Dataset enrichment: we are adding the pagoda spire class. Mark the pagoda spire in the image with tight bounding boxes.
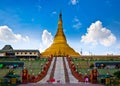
[59,11,62,20]
[41,12,80,57]
[58,11,63,28]
[53,12,67,44]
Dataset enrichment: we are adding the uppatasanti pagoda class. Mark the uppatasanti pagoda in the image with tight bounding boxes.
[41,12,80,57]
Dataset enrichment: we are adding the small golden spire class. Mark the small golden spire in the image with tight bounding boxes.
[58,11,62,26]
[59,11,62,20]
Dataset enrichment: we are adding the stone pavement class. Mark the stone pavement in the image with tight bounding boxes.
[19,83,103,86]
[54,57,65,83]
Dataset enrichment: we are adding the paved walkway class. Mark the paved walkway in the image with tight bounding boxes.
[19,83,103,86]
[64,57,78,83]
[54,57,65,83]
[37,57,55,83]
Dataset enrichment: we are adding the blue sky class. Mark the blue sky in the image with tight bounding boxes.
[0,0,120,55]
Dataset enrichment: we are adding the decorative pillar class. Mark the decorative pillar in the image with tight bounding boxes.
[22,67,28,84]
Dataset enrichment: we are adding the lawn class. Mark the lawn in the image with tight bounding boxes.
[71,57,120,75]
[0,58,48,78]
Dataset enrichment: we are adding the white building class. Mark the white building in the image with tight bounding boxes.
[0,45,40,59]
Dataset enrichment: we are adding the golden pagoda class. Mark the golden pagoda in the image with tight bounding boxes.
[41,12,80,57]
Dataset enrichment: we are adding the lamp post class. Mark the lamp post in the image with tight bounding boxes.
[87,69,90,75]
[41,63,43,72]
[30,70,32,76]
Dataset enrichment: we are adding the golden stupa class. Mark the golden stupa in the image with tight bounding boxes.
[41,12,80,57]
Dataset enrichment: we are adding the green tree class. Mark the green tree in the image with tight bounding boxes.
[89,63,94,68]
[114,70,120,79]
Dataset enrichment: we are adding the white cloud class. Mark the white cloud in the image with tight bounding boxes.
[42,29,53,46]
[74,17,79,22]
[0,25,29,42]
[39,29,53,52]
[73,22,81,29]
[81,20,116,47]
[70,0,79,5]
[37,0,42,10]
[73,17,81,29]
[52,11,57,15]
